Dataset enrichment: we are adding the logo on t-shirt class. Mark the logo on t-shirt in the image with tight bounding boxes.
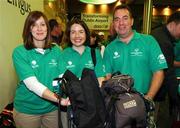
[85,60,94,68]
[49,59,57,67]
[157,54,166,64]
[31,60,39,68]
[113,51,120,59]
[130,48,143,56]
[66,61,75,68]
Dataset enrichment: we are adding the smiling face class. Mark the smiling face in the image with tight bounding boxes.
[113,9,134,38]
[70,23,86,47]
[31,16,47,44]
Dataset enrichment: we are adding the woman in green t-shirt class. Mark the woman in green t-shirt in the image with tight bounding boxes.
[12,11,68,128]
[62,18,106,86]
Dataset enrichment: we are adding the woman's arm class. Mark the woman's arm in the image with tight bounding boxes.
[24,76,70,105]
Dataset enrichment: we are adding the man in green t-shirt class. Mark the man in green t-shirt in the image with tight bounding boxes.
[103,5,167,127]
[103,4,167,100]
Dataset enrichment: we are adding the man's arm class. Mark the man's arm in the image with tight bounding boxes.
[98,77,105,87]
[174,60,180,67]
[105,74,112,80]
[145,70,164,100]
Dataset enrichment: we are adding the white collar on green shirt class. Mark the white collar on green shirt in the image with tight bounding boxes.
[35,48,45,54]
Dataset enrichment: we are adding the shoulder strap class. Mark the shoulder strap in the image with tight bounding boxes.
[91,48,96,66]
[105,95,117,128]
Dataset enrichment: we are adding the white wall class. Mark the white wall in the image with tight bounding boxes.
[0,0,43,112]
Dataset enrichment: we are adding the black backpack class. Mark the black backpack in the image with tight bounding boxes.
[60,68,106,128]
[101,74,147,128]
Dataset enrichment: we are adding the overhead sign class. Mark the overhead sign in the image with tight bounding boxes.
[81,13,112,30]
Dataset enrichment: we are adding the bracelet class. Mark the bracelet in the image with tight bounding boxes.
[146,96,153,101]
[54,93,60,103]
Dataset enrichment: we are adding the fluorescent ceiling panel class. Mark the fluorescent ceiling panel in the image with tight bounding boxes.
[79,0,117,5]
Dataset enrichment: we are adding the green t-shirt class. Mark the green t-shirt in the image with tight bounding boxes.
[12,44,64,114]
[62,46,105,78]
[174,41,180,77]
[103,31,167,94]
[174,40,180,94]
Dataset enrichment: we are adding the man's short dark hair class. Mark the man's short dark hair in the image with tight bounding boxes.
[113,4,133,19]
[49,19,58,31]
[167,11,180,24]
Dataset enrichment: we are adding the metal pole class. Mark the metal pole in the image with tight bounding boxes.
[142,0,153,34]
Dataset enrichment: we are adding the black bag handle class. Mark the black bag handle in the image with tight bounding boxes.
[91,48,96,66]
[52,77,64,128]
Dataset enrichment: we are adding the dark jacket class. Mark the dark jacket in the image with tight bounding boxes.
[151,25,179,104]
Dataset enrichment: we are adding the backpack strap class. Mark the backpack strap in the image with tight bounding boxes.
[53,77,64,128]
[91,48,96,66]
[105,94,118,128]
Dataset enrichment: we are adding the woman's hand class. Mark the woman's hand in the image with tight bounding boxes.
[60,97,71,106]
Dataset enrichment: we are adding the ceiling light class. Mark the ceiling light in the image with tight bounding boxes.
[79,0,117,5]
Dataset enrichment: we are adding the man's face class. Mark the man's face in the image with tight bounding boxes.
[172,22,180,40]
[113,9,134,38]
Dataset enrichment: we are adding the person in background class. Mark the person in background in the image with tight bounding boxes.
[103,4,167,126]
[101,23,117,47]
[90,31,100,48]
[90,31,105,57]
[98,31,105,42]
[173,40,180,128]
[108,22,117,43]
[174,40,180,94]
[12,11,68,128]
[98,31,106,45]
[151,11,180,128]
[49,19,67,128]
[49,19,64,46]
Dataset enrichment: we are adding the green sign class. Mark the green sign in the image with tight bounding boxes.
[81,13,112,30]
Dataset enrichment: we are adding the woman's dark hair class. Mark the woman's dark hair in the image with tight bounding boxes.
[22,11,51,50]
[64,18,90,47]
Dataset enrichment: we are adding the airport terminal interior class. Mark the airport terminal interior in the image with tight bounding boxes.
[0,0,180,128]
[44,0,180,35]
